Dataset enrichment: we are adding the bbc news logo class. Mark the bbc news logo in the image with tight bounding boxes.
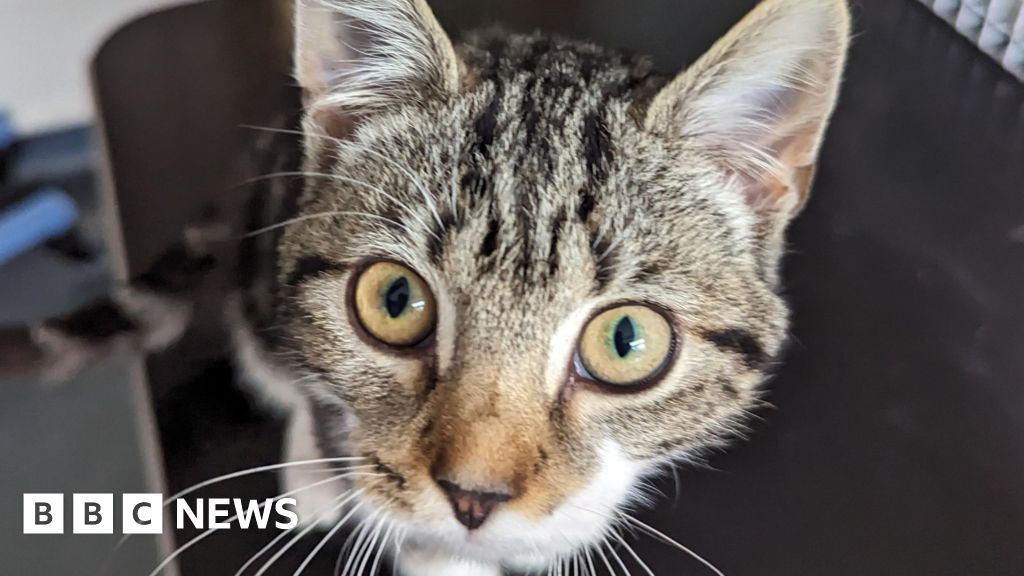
[23,494,299,534]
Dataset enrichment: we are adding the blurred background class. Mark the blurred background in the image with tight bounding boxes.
[1,0,1022,575]
[0,1,189,574]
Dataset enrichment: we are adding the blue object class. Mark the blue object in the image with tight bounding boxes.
[0,188,79,266]
[0,112,13,150]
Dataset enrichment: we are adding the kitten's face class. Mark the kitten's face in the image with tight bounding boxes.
[282,0,848,567]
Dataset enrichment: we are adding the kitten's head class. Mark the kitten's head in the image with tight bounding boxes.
[281,0,849,566]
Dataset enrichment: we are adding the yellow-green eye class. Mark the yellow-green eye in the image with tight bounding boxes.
[577,305,674,387]
[353,262,436,346]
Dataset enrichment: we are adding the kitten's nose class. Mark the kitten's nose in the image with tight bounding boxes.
[436,479,512,530]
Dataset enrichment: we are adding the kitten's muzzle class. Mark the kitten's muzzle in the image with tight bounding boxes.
[436,478,513,530]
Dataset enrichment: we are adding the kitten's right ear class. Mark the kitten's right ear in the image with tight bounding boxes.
[295,0,460,138]
[646,0,850,220]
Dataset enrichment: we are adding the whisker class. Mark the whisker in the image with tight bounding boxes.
[617,513,726,576]
[242,210,408,239]
[356,146,444,231]
[368,520,396,576]
[237,170,336,187]
[334,517,367,576]
[240,125,308,141]
[252,489,364,576]
[146,471,376,576]
[597,236,621,263]
[448,156,460,228]
[104,459,372,569]
[391,526,408,572]
[584,546,598,576]
[241,124,448,240]
[608,531,655,576]
[340,508,381,576]
[240,170,438,243]
[592,538,620,576]
[231,487,362,576]
[602,535,633,576]
[291,498,367,576]
[346,522,374,576]
[355,509,390,576]
[231,520,294,576]
[164,459,370,507]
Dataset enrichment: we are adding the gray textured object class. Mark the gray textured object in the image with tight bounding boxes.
[918,0,1024,80]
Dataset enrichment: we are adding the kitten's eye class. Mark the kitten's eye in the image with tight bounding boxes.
[353,262,436,347]
[577,305,674,387]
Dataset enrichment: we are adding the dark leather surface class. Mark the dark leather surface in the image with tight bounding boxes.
[93,0,1024,574]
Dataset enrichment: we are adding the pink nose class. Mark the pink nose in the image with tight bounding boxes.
[436,479,512,530]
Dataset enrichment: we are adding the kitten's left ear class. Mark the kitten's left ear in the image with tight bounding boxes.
[295,0,460,137]
[646,0,851,219]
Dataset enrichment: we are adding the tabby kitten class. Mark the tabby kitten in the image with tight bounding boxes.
[7,0,850,573]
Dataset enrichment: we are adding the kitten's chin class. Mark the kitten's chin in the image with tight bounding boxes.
[394,441,645,568]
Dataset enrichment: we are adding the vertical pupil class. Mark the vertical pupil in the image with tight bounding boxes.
[613,317,636,358]
[385,277,410,318]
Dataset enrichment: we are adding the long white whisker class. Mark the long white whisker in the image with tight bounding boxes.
[617,513,726,576]
[368,520,395,576]
[356,511,389,576]
[356,507,391,576]
[593,538,620,576]
[253,489,364,576]
[356,146,444,231]
[603,535,633,576]
[609,531,655,576]
[240,125,447,238]
[232,521,294,576]
[338,523,368,576]
[232,484,363,576]
[334,517,367,576]
[241,170,438,242]
[392,526,407,572]
[107,459,371,565]
[584,546,598,576]
[164,459,370,507]
[448,157,460,228]
[340,508,381,576]
[147,471,374,576]
[240,125,307,139]
[242,211,407,239]
[292,499,367,576]
[238,170,337,187]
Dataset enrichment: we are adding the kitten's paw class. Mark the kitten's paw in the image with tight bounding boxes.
[394,545,501,576]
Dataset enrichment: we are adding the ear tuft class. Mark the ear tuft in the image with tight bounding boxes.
[295,0,460,137]
[646,0,851,218]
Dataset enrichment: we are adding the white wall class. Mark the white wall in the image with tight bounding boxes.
[0,0,189,135]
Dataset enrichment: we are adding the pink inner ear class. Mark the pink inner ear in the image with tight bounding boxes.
[741,162,816,218]
[318,108,358,141]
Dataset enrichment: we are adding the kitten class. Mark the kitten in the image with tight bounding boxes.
[2,0,850,574]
